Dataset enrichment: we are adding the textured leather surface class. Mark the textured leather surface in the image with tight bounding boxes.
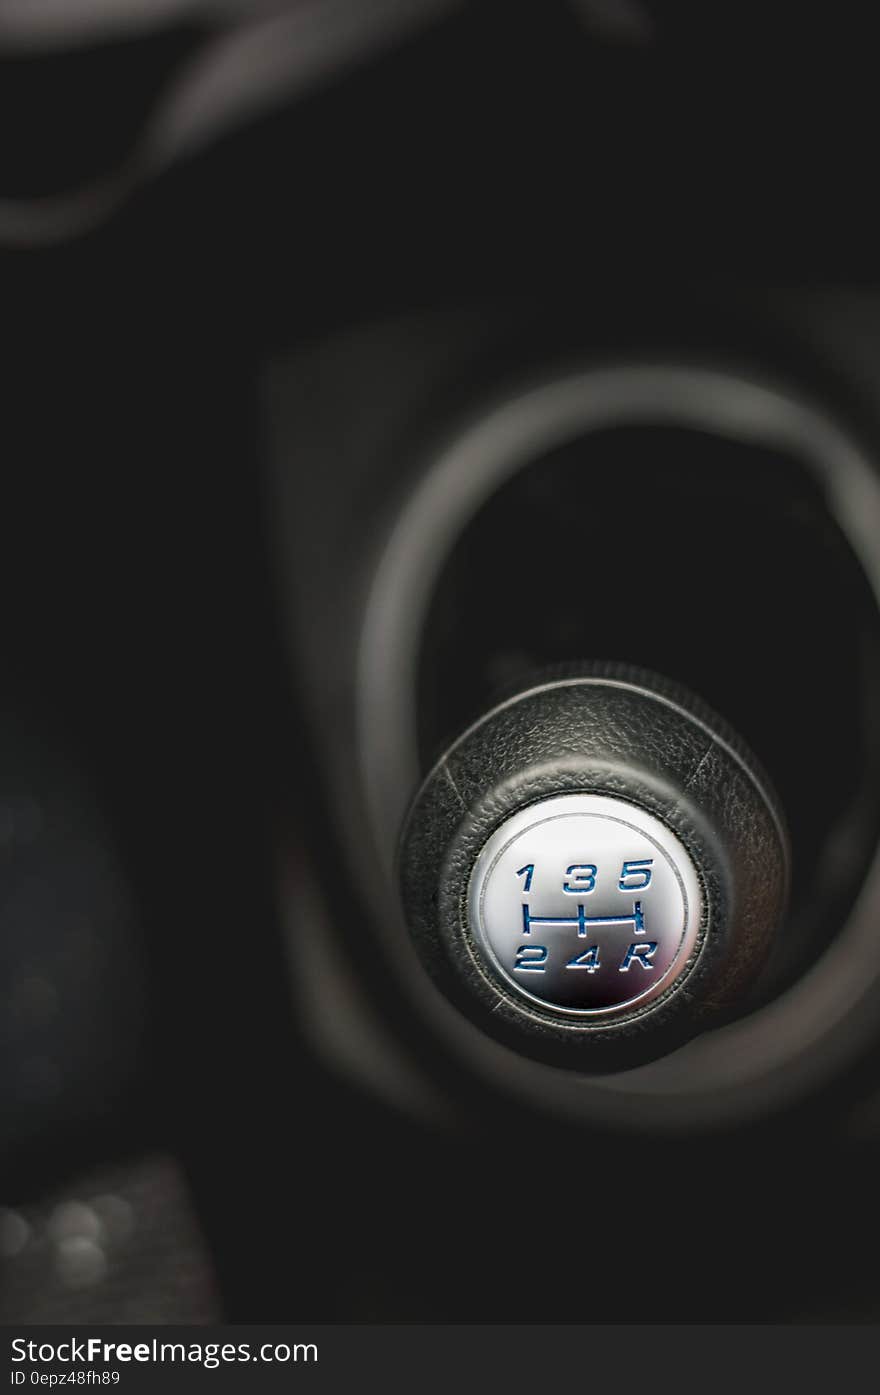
[399,671,790,1069]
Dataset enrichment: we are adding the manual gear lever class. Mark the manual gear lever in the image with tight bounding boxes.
[398,667,789,1067]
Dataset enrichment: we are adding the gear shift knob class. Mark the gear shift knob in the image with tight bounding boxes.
[398,668,789,1066]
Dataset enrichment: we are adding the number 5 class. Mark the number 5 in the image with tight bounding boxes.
[619,859,653,890]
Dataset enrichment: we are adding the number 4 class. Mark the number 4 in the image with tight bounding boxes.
[566,944,601,973]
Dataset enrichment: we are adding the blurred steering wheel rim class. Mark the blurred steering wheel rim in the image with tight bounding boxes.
[0,0,465,247]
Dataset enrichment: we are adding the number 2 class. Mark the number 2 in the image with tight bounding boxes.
[515,944,548,973]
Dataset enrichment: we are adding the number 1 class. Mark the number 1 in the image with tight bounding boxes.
[516,864,535,892]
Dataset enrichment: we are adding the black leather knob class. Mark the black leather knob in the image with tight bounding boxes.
[398,667,790,1067]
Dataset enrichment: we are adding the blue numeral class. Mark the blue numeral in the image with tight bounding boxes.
[516,863,535,892]
[563,863,597,894]
[619,859,653,891]
[566,944,601,973]
[515,944,548,973]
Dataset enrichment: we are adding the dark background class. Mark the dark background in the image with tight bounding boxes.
[2,0,880,1323]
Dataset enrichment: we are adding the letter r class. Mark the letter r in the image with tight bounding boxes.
[620,941,659,971]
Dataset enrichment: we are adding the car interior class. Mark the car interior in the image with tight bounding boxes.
[2,0,880,1325]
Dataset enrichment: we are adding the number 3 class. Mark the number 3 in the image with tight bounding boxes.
[563,864,597,894]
